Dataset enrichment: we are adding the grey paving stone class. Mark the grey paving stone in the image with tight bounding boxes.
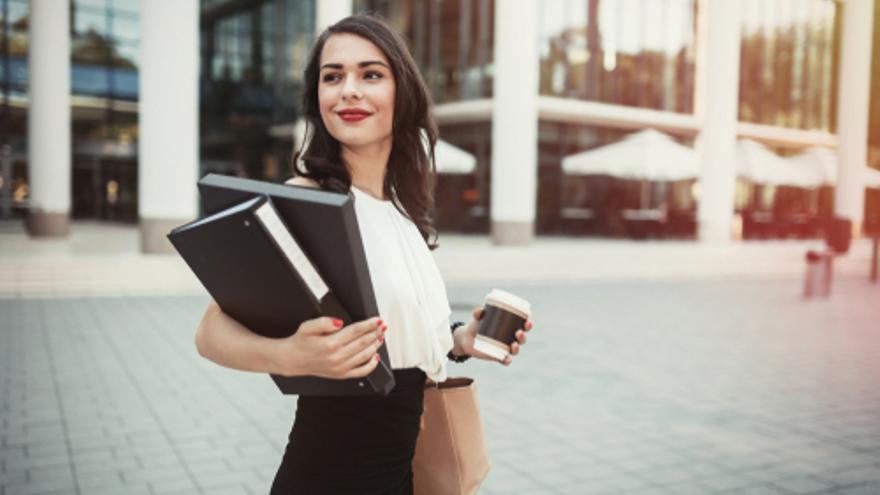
[831,481,880,494]
[83,484,153,495]
[75,471,125,493]
[644,465,703,485]
[824,466,880,487]
[10,473,75,495]
[526,467,578,488]
[148,475,200,495]
[716,484,786,495]
[69,447,115,468]
[0,447,28,467]
[4,485,71,495]
[554,482,622,495]
[696,474,758,493]
[0,468,28,486]
[769,476,834,494]
[120,464,189,486]
[192,484,251,495]
[2,453,68,473]
[194,467,264,490]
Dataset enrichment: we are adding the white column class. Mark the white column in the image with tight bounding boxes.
[835,0,874,236]
[27,0,71,237]
[490,0,539,245]
[139,0,199,253]
[695,0,741,243]
[316,0,352,33]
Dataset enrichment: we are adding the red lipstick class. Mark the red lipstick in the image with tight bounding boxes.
[337,108,372,122]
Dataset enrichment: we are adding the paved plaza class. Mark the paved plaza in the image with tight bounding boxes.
[3,273,880,494]
[2,222,880,494]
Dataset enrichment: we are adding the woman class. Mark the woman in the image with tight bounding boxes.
[195,14,534,494]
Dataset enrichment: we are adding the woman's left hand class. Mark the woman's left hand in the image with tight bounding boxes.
[452,307,533,366]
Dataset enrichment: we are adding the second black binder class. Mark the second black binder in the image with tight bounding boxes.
[168,195,394,396]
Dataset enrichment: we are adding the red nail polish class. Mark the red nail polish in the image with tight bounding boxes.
[377,318,383,326]
[332,318,343,329]
[381,325,387,333]
[379,334,385,343]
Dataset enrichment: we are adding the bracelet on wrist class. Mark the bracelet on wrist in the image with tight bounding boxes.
[447,321,471,363]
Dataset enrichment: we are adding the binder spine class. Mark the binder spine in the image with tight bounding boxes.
[253,199,329,305]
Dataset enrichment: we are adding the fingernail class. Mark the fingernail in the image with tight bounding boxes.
[377,318,383,326]
[378,333,385,343]
[332,318,343,329]
[374,353,380,362]
[381,324,387,333]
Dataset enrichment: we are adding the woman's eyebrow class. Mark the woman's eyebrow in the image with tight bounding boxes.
[320,60,390,71]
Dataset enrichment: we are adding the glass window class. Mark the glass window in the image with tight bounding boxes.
[78,0,108,9]
[200,0,317,183]
[110,14,139,44]
[74,10,107,37]
[114,41,138,69]
[111,0,138,14]
[868,0,880,170]
[738,0,839,132]
[538,0,697,114]
[2,0,30,58]
[110,66,138,98]
[200,0,314,128]
[3,0,28,30]
[70,0,140,98]
[355,0,495,103]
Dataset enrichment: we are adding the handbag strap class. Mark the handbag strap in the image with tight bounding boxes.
[424,377,474,390]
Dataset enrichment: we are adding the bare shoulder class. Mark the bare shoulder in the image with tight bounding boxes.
[285,176,320,189]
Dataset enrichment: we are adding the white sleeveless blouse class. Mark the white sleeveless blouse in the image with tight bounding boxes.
[350,185,453,382]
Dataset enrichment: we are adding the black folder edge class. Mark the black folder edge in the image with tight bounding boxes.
[194,174,395,396]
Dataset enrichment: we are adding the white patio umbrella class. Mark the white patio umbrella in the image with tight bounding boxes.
[785,146,837,187]
[868,167,880,189]
[737,140,828,188]
[561,128,699,181]
[736,139,794,185]
[786,146,880,189]
[561,129,698,208]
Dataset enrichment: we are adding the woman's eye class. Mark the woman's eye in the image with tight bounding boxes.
[364,71,383,80]
[322,73,341,83]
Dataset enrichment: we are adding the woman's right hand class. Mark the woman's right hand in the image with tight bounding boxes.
[271,316,387,379]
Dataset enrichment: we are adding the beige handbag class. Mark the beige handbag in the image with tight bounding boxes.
[412,377,490,495]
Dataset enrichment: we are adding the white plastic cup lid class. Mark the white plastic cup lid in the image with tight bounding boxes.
[485,289,531,318]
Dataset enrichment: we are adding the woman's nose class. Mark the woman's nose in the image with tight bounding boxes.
[341,75,362,100]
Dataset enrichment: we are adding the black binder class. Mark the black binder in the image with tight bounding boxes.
[168,193,394,396]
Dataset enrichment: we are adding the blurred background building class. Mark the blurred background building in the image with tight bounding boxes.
[1,0,879,250]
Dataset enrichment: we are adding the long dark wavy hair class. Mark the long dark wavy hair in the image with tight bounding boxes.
[292,14,439,250]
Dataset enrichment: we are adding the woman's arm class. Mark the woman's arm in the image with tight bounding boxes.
[195,300,386,378]
[195,300,284,374]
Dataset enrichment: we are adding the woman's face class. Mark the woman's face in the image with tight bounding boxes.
[318,33,396,152]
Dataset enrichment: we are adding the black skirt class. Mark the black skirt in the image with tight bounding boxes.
[270,368,427,495]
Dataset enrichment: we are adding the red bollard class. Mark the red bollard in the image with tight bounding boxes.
[804,250,833,298]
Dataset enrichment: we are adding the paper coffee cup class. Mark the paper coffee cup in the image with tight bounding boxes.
[473,289,531,361]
